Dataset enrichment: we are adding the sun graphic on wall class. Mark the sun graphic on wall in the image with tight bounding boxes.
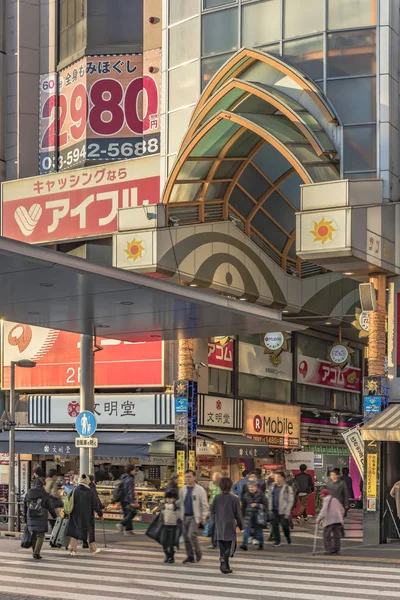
[124,238,145,262]
[310,217,337,244]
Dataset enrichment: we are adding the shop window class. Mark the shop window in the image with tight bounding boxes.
[59,0,86,63]
[169,17,200,68]
[239,373,291,404]
[327,77,376,125]
[241,0,280,47]
[170,0,199,24]
[327,30,376,77]
[86,0,143,54]
[201,7,239,57]
[283,35,323,81]
[209,367,232,395]
[284,0,324,39]
[328,0,377,30]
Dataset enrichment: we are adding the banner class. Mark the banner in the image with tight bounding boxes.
[2,321,163,389]
[240,341,292,381]
[208,339,234,371]
[39,50,161,174]
[298,355,361,392]
[342,427,364,478]
[2,157,159,244]
[244,400,300,448]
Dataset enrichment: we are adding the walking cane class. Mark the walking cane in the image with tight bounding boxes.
[102,521,107,548]
[312,521,318,555]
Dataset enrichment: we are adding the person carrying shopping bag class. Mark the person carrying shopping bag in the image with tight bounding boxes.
[240,481,268,551]
[24,477,57,560]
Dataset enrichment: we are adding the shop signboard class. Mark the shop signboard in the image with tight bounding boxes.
[285,451,314,472]
[176,450,185,487]
[189,450,196,472]
[2,321,163,390]
[196,439,221,457]
[314,454,323,469]
[198,395,243,430]
[239,342,292,382]
[244,400,300,448]
[263,332,285,352]
[28,394,175,426]
[342,427,364,478]
[208,339,234,371]
[39,51,161,174]
[366,453,378,511]
[298,355,361,392]
[2,157,160,244]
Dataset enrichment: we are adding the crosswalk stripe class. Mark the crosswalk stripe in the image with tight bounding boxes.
[0,563,397,598]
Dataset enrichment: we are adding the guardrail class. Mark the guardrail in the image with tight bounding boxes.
[0,499,25,532]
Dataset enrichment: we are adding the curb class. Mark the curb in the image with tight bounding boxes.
[0,531,22,540]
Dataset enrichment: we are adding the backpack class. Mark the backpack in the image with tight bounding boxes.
[112,479,125,503]
[63,490,75,515]
[27,497,46,518]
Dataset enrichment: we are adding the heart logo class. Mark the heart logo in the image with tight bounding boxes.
[14,204,43,236]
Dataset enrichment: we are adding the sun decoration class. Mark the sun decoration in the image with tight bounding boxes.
[124,238,145,262]
[352,307,370,339]
[310,217,337,244]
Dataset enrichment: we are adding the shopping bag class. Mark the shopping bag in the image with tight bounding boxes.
[21,526,32,549]
[145,513,163,545]
[256,509,268,527]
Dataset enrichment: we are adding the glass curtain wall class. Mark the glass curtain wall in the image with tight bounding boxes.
[167,0,377,177]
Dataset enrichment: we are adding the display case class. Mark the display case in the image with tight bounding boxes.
[96,482,165,523]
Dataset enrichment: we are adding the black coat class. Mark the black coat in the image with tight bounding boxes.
[24,481,57,534]
[242,489,268,527]
[165,479,179,497]
[89,481,104,510]
[66,485,103,542]
[211,493,244,542]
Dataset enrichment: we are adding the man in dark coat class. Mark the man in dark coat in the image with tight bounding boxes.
[240,481,268,550]
[116,464,136,535]
[66,474,103,556]
[24,478,57,560]
[211,477,244,574]
[294,463,314,523]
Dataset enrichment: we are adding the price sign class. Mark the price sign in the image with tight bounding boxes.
[39,50,161,174]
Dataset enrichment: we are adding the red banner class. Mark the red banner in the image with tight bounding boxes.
[208,339,234,371]
[298,355,361,392]
[2,322,163,389]
[2,159,159,244]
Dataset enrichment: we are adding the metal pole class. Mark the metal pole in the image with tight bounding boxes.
[8,362,15,532]
[79,334,94,477]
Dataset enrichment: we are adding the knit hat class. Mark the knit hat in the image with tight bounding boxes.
[320,488,331,498]
[78,474,90,488]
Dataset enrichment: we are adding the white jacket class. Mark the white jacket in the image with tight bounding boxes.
[179,483,209,524]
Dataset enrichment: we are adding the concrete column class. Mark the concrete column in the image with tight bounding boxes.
[79,334,94,477]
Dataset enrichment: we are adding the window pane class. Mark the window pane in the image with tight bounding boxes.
[205,0,237,7]
[259,43,281,56]
[169,61,200,110]
[168,106,195,153]
[202,7,238,57]
[328,0,377,29]
[87,0,143,53]
[283,35,323,80]
[284,0,323,38]
[327,77,376,124]
[202,52,234,88]
[169,17,200,67]
[328,30,376,77]
[343,125,376,171]
[169,0,199,24]
[242,0,280,47]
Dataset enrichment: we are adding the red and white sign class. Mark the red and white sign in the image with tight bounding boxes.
[297,355,361,393]
[208,339,234,371]
[2,321,163,389]
[1,157,160,244]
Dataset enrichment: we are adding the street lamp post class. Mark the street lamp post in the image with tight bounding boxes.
[8,359,36,532]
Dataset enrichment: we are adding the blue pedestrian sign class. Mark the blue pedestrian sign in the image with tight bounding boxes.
[75,411,97,438]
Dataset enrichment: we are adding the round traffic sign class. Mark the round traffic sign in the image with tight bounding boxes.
[75,410,97,438]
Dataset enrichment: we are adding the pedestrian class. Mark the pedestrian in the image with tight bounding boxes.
[66,474,104,556]
[268,471,294,547]
[240,480,268,551]
[232,470,249,501]
[116,464,136,536]
[95,464,111,483]
[212,477,244,574]
[317,488,344,555]
[179,469,209,564]
[285,471,299,531]
[208,472,222,549]
[165,473,179,496]
[294,463,314,523]
[242,471,258,496]
[24,477,57,560]
[160,490,179,564]
[134,465,145,485]
[326,469,349,537]
[32,466,45,482]
[44,468,62,531]
[341,467,355,502]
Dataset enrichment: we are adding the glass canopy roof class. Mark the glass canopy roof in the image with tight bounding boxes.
[163,48,341,276]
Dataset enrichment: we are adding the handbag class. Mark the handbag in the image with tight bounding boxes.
[50,495,64,509]
[21,525,32,549]
[256,509,268,527]
[145,512,163,545]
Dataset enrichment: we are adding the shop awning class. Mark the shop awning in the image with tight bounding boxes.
[361,405,400,442]
[201,432,269,458]
[0,430,173,458]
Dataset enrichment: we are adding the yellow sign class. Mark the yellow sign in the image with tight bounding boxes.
[176,450,185,487]
[189,450,196,472]
[366,453,378,498]
[244,400,300,448]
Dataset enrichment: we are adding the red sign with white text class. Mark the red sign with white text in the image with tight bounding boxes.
[298,355,361,393]
[208,340,234,371]
[2,321,163,389]
[1,158,159,244]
